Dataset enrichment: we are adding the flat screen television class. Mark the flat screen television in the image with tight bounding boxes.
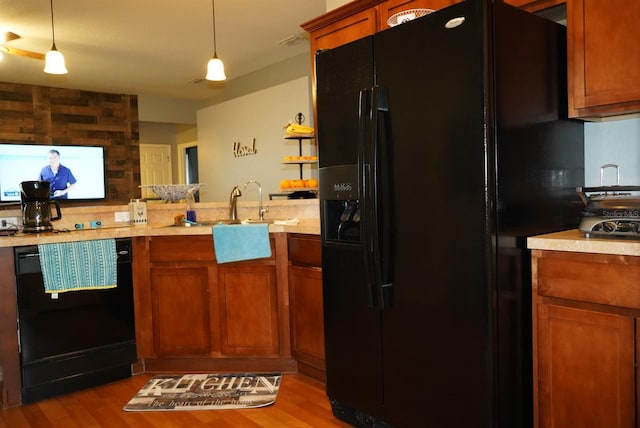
[0,143,106,202]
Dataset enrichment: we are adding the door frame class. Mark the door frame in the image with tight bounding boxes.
[177,141,198,184]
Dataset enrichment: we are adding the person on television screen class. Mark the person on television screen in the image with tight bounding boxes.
[39,149,77,199]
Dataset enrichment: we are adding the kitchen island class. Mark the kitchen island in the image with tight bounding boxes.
[528,230,640,428]
[0,199,322,408]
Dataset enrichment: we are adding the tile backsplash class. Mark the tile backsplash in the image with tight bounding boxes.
[585,117,640,186]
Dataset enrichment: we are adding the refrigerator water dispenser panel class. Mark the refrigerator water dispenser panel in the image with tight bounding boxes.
[319,165,359,201]
[324,200,361,243]
[320,164,361,243]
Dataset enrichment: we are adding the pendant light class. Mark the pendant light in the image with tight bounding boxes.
[44,0,68,74]
[205,0,226,81]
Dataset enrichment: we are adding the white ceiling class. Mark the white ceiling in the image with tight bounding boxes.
[0,0,327,101]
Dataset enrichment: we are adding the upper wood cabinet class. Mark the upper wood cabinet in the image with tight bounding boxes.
[378,0,458,29]
[301,0,459,126]
[307,6,377,54]
[302,0,457,56]
[302,0,565,56]
[567,0,640,119]
[504,0,565,12]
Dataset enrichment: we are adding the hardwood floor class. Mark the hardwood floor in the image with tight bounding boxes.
[0,373,352,427]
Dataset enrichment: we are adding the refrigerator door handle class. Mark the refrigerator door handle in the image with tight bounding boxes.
[358,86,394,309]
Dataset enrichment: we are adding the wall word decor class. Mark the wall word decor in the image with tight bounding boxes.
[233,138,257,157]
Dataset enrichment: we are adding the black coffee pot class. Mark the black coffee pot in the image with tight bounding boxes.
[20,181,62,233]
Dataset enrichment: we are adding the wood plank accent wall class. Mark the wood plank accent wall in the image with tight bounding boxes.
[0,82,140,205]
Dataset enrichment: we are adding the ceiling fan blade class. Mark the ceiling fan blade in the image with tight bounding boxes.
[1,31,21,44]
[0,46,45,61]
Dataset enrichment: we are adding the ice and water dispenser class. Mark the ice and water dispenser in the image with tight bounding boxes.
[320,165,361,243]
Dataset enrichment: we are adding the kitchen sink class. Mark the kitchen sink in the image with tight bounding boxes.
[161,219,277,227]
[242,219,275,224]
[161,220,215,227]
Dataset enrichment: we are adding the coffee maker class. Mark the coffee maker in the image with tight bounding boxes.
[20,181,62,233]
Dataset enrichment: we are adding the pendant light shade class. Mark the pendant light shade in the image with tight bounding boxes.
[206,56,226,81]
[205,0,226,81]
[44,0,68,75]
[44,44,67,74]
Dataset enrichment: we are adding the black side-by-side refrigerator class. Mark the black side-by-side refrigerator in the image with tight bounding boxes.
[316,1,584,427]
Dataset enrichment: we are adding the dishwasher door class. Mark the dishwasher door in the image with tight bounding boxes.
[15,238,137,403]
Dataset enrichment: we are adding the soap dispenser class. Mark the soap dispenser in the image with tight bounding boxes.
[186,188,197,222]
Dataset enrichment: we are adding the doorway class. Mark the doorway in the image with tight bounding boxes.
[178,141,199,201]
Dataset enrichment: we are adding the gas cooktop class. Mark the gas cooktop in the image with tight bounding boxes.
[578,185,640,239]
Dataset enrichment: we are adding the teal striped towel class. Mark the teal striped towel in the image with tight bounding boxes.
[213,224,271,264]
[38,239,117,293]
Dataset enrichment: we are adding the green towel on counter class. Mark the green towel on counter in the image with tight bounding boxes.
[212,224,271,264]
[38,239,117,293]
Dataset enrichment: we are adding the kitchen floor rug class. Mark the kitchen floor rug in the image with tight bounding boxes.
[123,373,282,411]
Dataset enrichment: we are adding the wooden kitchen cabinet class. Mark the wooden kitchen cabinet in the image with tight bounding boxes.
[302,0,558,56]
[302,0,457,55]
[567,0,640,119]
[504,0,565,12]
[149,265,214,356]
[133,235,295,373]
[377,0,458,29]
[134,235,217,359]
[0,247,20,408]
[302,0,459,130]
[531,250,640,428]
[217,263,280,356]
[301,0,560,127]
[306,6,377,54]
[288,234,325,381]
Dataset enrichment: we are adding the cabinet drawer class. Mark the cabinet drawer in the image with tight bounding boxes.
[537,251,640,309]
[288,234,321,268]
[149,236,215,262]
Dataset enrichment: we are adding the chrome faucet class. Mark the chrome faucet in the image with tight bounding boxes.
[229,185,242,221]
[244,180,268,220]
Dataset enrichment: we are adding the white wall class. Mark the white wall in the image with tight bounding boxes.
[196,77,316,202]
[326,0,349,10]
[584,118,640,186]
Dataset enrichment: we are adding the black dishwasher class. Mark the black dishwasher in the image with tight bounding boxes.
[15,238,137,403]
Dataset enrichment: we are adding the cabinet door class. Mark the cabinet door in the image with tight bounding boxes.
[289,266,325,373]
[568,0,640,118]
[378,0,458,29]
[217,265,279,356]
[150,266,212,356]
[504,0,564,12]
[536,303,635,428]
[310,7,378,54]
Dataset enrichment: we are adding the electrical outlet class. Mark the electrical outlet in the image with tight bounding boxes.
[114,211,130,222]
[0,217,19,230]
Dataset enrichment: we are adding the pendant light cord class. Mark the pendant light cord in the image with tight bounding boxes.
[212,0,218,57]
[50,0,57,48]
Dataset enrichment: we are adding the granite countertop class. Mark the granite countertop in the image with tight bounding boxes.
[0,199,321,248]
[0,219,320,248]
[527,229,640,257]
